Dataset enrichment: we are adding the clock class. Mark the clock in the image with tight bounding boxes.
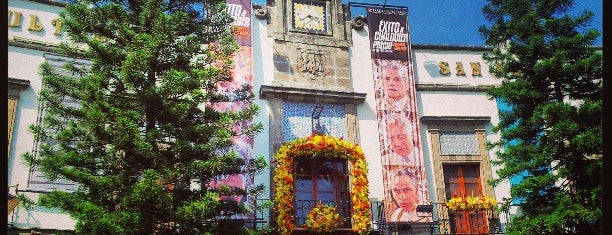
[293,1,327,32]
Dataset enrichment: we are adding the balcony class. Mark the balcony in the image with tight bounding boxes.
[9,194,513,234]
[367,201,506,234]
[293,199,352,229]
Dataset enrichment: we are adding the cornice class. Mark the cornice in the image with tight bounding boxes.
[416,83,496,92]
[420,116,491,125]
[8,78,31,98]
[259,85,366,104]
[27,0,66,7]
[411,44,493,51]
[8,38,61,54]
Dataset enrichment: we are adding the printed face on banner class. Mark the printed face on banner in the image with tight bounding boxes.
[380,112,420,167]
[387,118,413,158]
[391,172,418,211]
[383,165,429,222]
[374,60,412,111]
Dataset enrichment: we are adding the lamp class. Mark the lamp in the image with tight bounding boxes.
[416,204,433,213]
[311,105,324,135]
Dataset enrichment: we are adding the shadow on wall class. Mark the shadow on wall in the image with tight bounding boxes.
[423,61,444,78]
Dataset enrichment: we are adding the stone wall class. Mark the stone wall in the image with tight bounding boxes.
[267,0,353,92]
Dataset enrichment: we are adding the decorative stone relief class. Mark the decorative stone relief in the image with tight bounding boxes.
[298,48,326,79]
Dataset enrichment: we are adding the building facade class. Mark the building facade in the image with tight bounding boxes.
[8,0,515,234]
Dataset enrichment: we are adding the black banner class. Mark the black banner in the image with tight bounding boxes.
[367,7,410,61]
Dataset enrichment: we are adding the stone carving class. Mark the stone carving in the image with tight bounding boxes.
[298,49,325,79]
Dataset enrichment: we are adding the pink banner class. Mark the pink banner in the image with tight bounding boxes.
[208,0,254,216]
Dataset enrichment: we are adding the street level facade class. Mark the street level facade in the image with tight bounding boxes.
[8,0,517,234]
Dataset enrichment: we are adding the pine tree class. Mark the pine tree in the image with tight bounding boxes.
[479,0,602,234]
[23,0,265,234]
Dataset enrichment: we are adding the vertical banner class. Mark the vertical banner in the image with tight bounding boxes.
[209,0,254,217]
[366,7,431,223]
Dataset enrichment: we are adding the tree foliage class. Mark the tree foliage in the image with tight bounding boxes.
[23,0,265,234]
[479,0,602,234]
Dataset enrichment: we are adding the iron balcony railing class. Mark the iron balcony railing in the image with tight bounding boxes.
[433,202,504,235]
[156,198,517,234]
[293,199,352,229]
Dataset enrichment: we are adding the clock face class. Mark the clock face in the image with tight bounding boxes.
[293,1,326,32]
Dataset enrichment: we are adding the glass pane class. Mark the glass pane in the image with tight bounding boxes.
[296,191,312,201]
[462,165,480,181]
[317,176,333,191]
[336,162,346,174]
[318,192,334,203]
[445,183,461,199]
[335,177,348,193]
[443,165,459,182]
[464,183,480,196]
[294,159,310,174]
[296,177,313,191]
[316,161,334,175]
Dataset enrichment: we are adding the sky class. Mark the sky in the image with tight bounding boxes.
[252,0,603,46]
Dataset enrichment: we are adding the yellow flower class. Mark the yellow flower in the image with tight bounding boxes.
[446,195,498,212]
[305,204,342,232]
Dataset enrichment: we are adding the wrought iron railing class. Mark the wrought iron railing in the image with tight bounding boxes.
[210,199,518,234]
[293,199,352,228]
[434,202,503,234]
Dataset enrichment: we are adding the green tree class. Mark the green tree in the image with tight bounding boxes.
[23,0,265,234]
[479,0,602,234]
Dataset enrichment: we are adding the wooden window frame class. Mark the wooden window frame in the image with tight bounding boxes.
[293,158,350,227]
[443,164,488,234]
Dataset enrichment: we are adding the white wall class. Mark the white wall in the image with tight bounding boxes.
[350,25,386,202]
[8,47,44,191]
[413,49,500,84]
[8,1,77,230]
[251,15,273,213]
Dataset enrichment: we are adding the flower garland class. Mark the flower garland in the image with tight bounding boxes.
[305,204,342,233]
[445,195,498,212]
[273,134,371,235]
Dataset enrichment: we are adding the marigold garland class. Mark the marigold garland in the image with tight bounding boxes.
[273,134,371,235]
[445,195,498,212]
[305,204,342,233]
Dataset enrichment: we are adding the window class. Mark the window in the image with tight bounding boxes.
[294,158,350,227]
[8,78,29,157]
[27,54,90,192]
[443,164,488,234]
[8,98,18,155]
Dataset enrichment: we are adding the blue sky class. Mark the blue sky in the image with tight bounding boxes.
[252,0,603,46]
